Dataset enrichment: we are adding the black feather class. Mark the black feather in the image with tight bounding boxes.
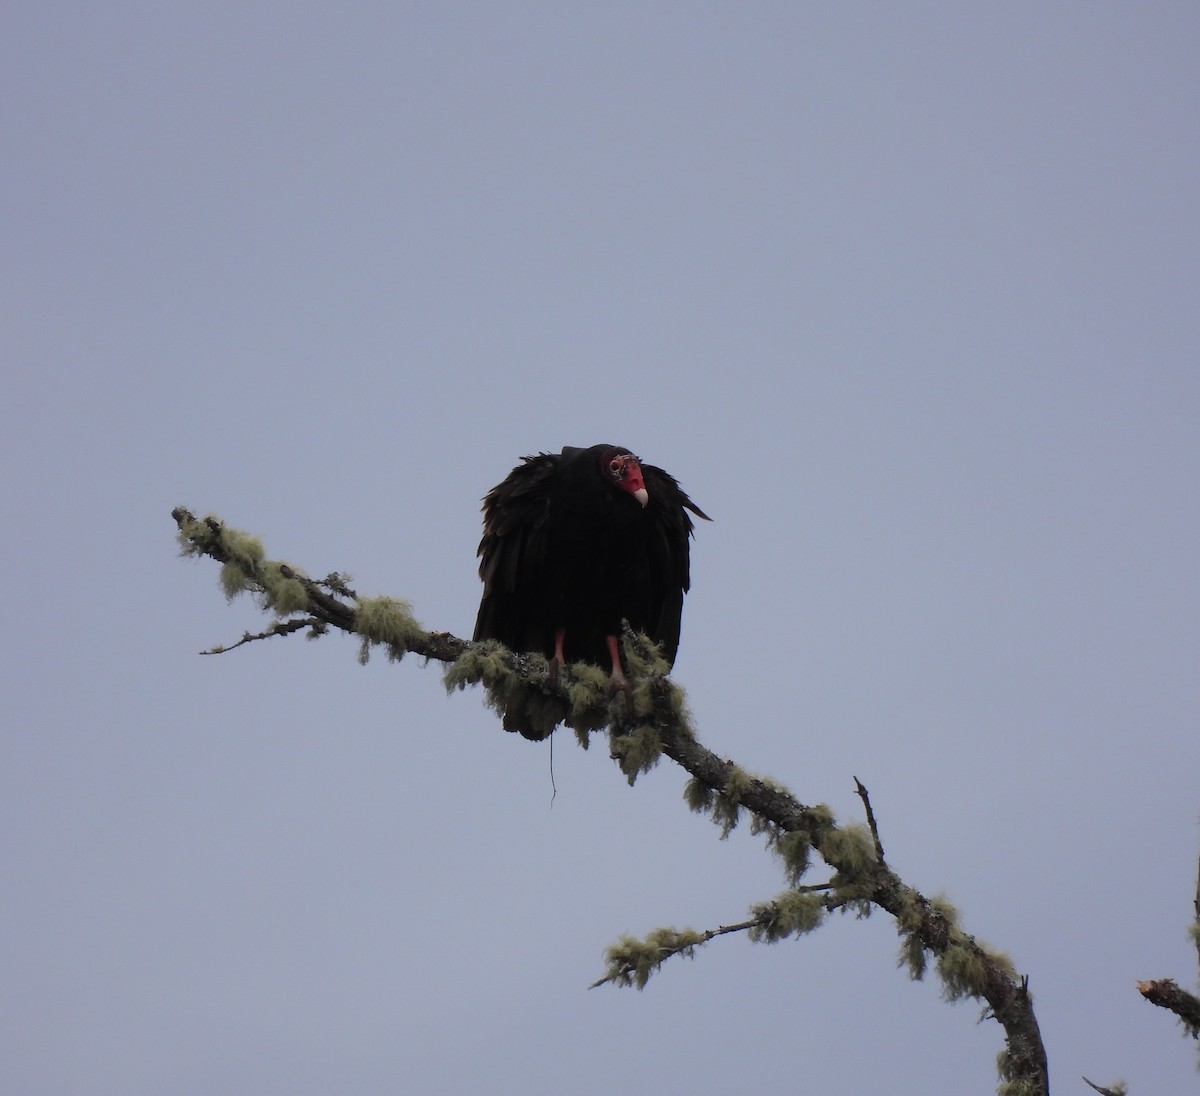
[473,444,708,739]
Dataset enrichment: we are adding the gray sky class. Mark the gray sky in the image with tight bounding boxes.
[4,3,1198,1092]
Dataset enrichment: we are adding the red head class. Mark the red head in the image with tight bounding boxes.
[602,448,648,507]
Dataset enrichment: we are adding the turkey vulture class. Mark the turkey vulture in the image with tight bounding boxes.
[473,444,709,739]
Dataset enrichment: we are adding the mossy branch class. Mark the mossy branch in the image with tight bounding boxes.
[173,507,468,664]
[172,507,1050,1096]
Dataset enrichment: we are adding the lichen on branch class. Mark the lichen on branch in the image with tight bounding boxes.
[171,506,1050,1096]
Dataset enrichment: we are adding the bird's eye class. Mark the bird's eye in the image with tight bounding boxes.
[609,459,624,476]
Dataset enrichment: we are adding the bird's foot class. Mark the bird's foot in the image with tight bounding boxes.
[604,635,629,690]
[606,634,634,705]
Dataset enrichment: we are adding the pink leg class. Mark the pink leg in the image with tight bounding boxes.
[605,634,629,690]
[547,627,567,685]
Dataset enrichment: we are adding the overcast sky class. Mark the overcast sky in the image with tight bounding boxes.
[4,4,1198,1093]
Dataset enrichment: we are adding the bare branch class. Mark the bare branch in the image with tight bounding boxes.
[201,617,324,654]
[853,776,886,867]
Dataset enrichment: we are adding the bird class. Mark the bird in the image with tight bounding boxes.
[473,444,709,739]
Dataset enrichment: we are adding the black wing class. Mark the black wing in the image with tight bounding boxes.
[472,453,559,654]
[638,462,711,667]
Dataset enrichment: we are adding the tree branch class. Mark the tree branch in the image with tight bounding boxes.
[1137,978,1200,1040]
[589,884,847,990]
[854,775,886,867]
[1131,837,1200,1054]
[588,918,762,990]
[201,617,325,654]
[172,507,1051,1096]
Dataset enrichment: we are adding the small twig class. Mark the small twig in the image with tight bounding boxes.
[319,572,357,599]
[853,776,886,866]
[588,918,762,989]
[201,617,324,655]
[590,887,847,991]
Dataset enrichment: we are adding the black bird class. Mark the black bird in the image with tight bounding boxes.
[473,444,709,738]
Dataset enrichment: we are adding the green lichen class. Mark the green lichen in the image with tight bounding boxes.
[600,927,706,990]
[566,664,611,721]
[748,889,826,942]
[996,1049,1040,1096]
[936,940,989,1003]
[683,778,715,814]
[260,561,309,615]
[619,628,671,678]
[820,823,879,877]
[218,560,256,601]
[724,765,752,801]
[175,513,217,557]
[929,893,961,927]
[898,930,928,981]
[708,765,753,838]
[774,831,813,884]
[443,642,517,694]
[892,889,924,934]
[354,595,424,663]
[807,803,836,830]
[221,526,265,570]
[610,724,663,784]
